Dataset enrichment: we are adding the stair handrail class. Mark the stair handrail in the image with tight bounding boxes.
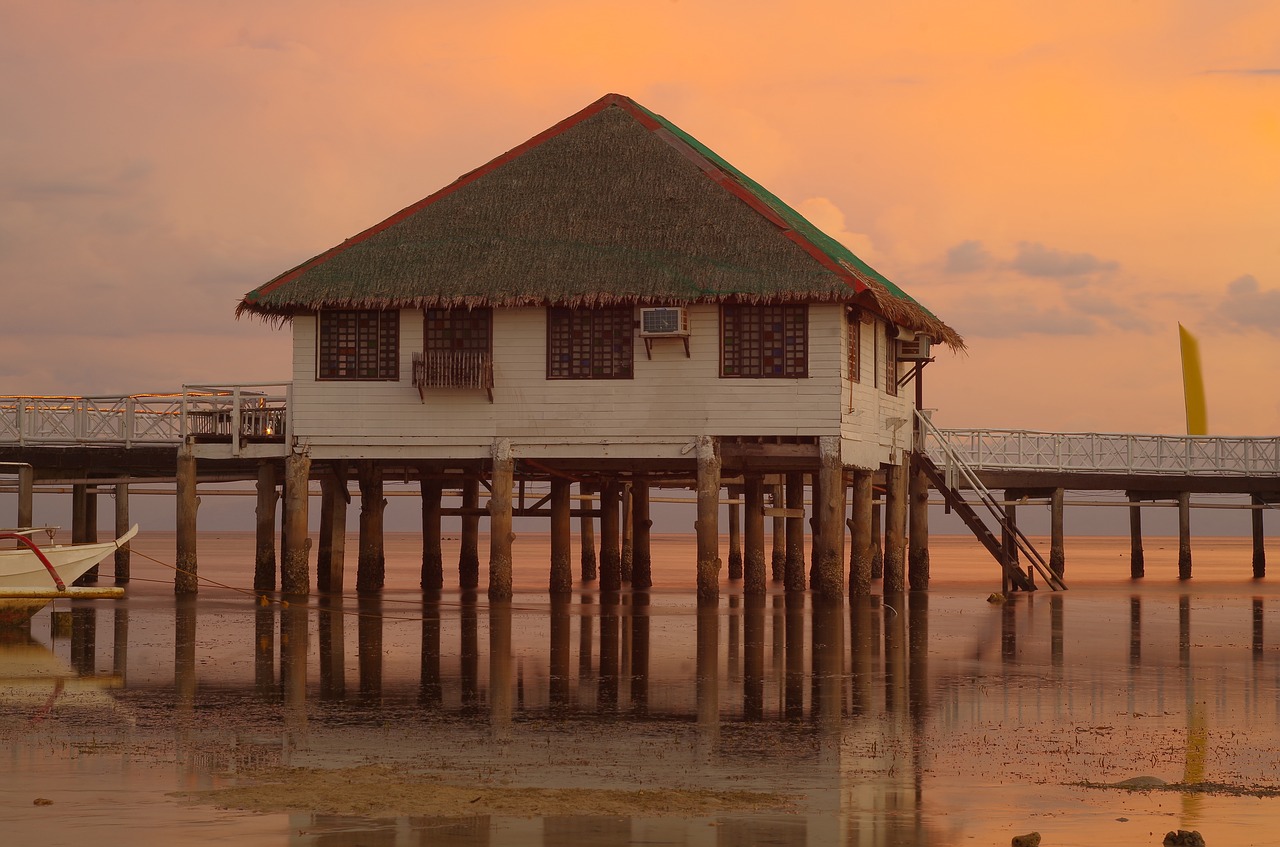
[916,410,1066,590]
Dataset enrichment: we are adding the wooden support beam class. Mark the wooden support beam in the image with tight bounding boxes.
[1128,493,1145,579]
[813,436,845,599]
[784,472,806,593]
[175,448,198,595]
[79,486,99,584]
[884,461,907,593]
[743,474,766,596]
[1049,487,1066,579]
[770,483,786,582]
[356,461,385,593]
[488,439,514,601]
[808,471,822,587]
[549,477,572,595]
[318,466,347,594]
[459,477,480,590]
[420,476,444,591]
[631,478,653,589]
[599,477,621,592]
[254,460,278,591]
[908,455,930,591]
[1178,490,1192,580]
[281,451,311,595]
[1252,494,1266,579]
[727,484,743,580]
[72,483,87,544]
[695,436,721,604]
[579,481,598,582]
[113,482,130,583]
[621,482,634,583]
[849,469,874,596]
[871,502,884,580]
[17,464,33,530]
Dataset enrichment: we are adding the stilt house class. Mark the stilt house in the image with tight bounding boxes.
[230,93,962,599]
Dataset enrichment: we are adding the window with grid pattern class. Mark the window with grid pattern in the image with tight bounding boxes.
[721,304,808,378]
[885,329,899,396]
[317,310,399,380]
[848,315,861,384]
[547,307,634,379]
[425,308,491,352]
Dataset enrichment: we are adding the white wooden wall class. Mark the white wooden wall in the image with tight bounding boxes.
[290,304,909,465]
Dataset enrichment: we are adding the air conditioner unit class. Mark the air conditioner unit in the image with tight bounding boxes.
[896,333,933,360]
[639,307,689,337]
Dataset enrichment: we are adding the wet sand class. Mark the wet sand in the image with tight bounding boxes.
[2,531,1280,846]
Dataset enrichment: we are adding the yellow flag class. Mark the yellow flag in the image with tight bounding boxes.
[1179,323,1207,435]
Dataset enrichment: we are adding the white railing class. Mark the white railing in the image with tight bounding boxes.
[927,428,1280,477]
[180,384,292,456]
[0,394,187,446]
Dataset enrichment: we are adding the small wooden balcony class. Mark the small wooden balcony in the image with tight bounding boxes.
[412,351,494,402]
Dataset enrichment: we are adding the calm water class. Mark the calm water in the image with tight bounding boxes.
[3,532,1280,846]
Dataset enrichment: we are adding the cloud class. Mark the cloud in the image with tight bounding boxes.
[794,196,885,268]
[1010,241,1120,279]
[944,240,993,273]
[1201,68,1280,76]
[943,299,1099,339]
[1218,274,1280,335]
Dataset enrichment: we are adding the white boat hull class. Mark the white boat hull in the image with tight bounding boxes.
[0,525,138,626]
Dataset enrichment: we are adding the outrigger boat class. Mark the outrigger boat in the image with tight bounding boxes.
[0,525,137,626]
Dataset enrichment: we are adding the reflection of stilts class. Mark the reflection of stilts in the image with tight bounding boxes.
[696,604,719,754]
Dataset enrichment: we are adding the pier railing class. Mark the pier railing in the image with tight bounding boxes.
[924,428,1280,477]
[0,394,188,446]
[180,384,291,455]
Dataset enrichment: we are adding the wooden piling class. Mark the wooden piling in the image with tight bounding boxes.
[1252,494,1266,579]
[78,486,99,584]
[175,448,198,595]
[420,475,444,590]
[743,473,766,596]
[488,439,514,601]
[317,469,347,593]
[631,478,653,589]
[17,464,33,530]
[727,484,743,580]
[254,460,278,591]
[849,468,874,596]
[695,435,721,604]
[72,483,87,543]
[356,461,385,593]
[907,455,930,591]
[813,437,846,599]
[113,482,130,582]
[550,477,573,594]
[883,461,907,593]
[579,481,598,582]
[458,476,480,589]
[784,471,805,592]
[808,471,822,586]
[871,502,884,579]
[599,477,621,592]
[1049,487,1066,578]
[621,482,634,583]
[1128,493,1145,578]
[281,451,311,595]
[770,483,786,582]
[1002,494,1020,570]
[1178,491,1192,580]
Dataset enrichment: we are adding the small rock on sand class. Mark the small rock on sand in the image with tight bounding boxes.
[1163,831,1205,847]
[1011,833,1041,847]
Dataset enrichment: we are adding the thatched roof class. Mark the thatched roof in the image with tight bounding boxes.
[239,94,962,349]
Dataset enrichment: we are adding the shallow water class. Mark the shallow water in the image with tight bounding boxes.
[3,532,1280,846]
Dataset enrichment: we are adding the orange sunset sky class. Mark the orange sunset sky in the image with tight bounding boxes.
[3,1,1277,436]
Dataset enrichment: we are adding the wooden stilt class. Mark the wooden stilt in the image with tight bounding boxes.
[1178,491,1192,580]
[770,483,786,582]
[579,481,598,582]
[631,478,653,589]
[849,468,874,596]
[78,486,99,583]
[459,477,480,589]
[72,483,87,544]
[599,477,621,591]
[1128,493,1145,578]
[621,483,634,583]
[884,461,907,593]
[871,501,884,579]
[727,484,743,580]
[175,449,198,595]
[420,474,444,590]
[1049,487,1066,579]
[907,455,930,591]
[813,436,845,599]
[488,439,514,601]
[17,464,33,530]
[317,466,347,594]
[784,471,805,592]
[550,477,572,594]
[809,471,823,587]
[356,461,385,593]
[254,461,278,591]
[1002,494,1020,567]
[695,436,721,604]
[1252,494,1266,579]
[281,451,311,595]
[114,482,130,583]
[743,474,766,595]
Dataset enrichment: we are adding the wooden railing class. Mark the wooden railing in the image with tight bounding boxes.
[180,384,292,456]
[412,350,494,401]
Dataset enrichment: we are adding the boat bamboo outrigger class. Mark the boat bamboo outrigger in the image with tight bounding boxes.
[0,525,137,626]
